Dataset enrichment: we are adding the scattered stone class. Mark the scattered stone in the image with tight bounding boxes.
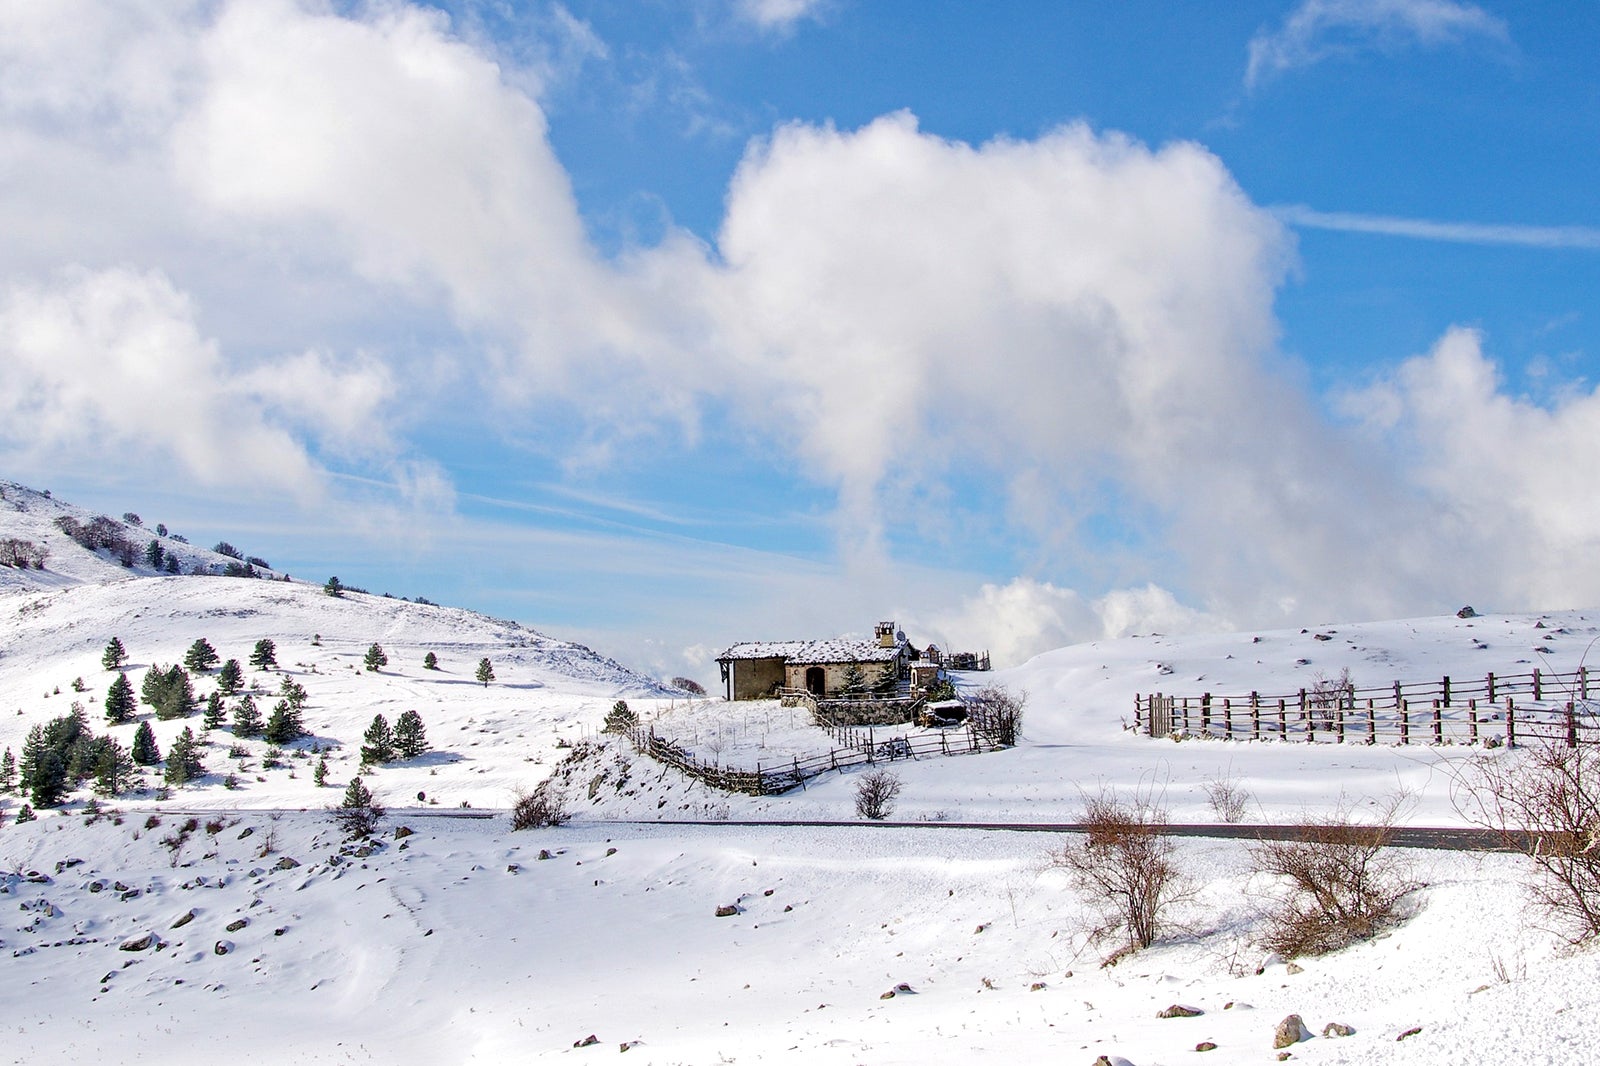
[506,864,520,874]
[55,858,83,873]
[783,905,792,912]
[763,889,774,896]
[605,847,617,857]
[88,880,105,893]
[1277,1054,1291,1062]
[274,857,300,871]
[118,933,154,952]
[1196,1041,1218,1052]
[619,1041,640,1052]
[537,850,553,861]
[973,923,988,934]
[238,827,254,839]
[1458,606,1477,618]
[573,1034,598,1047]
[1397,1026,1422,1041]
[1159,1004,1203,1018]
[880,990,896,999]
[225,918,248,933]
[1322,1022,1355,1038]
[393,826,413,839]
[214,940,232,955]
[715,904,739,917]
[893,983,913,994]
[171,910,197,930]
[275,927,287,936]
[1030,982,1047,991]
[1285,962,1303,975]
[1273,1014,1309,1048]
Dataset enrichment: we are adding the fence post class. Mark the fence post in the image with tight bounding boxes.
[1534,669,1542,701]
[1507,697,1516,749]
[1278,698,1286,738]
[1223,698,1232,740]
[1251,691,1260,741]
[1182,697,1190,734]
[1336,698,1345,744]
[1366,699,1376,745]
[1432,700,1442,745]
[1469,698,1479,743]
[1584,666,1590,702]
[1393,681,1402,712]
[1487,672,1496,703]
[1202,693,1211,737]
[1442,675,1451,708]
[1299,687,1308,729]
[1567,702,1578,748]
[1400,700,1409,745]
[1135,695,1144,734]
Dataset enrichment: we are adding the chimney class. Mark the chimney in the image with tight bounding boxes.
[876,621,896,648]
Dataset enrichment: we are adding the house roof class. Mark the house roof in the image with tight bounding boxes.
[716,638,905,665]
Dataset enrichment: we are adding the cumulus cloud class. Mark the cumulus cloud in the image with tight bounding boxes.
[1247,0,1509,88]
[0,267,387,495]
[734,0,829,33]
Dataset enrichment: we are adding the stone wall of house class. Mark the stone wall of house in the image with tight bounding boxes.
[729,656,786,700]
[785,660,896,697]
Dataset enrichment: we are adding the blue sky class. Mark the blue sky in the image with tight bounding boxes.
[3,0,1599,683]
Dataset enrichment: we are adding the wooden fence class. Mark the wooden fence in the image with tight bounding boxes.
[1136,665,1600,747]
[622,722,1000,797]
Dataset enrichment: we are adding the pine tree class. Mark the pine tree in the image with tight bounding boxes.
[232,694,265,737]
[363,643,388,672]
[217,658,243,695]
[360,714,395,765]
[165,554,180,574]
[92,740,135,797]
[131,721,161,766]
[104,672,136,724]
[335,775,382,838]
[102,637,127,671]
[184,638,219,673]
[0,747,15,792]
[313,754,329,787]
[263,700,304,746]
[202,691,225,731]
[249,638,278,671]
[393,710,429,759]
[163,727,205,785]
[423,651,439,670]
[475,657,495,687]
[278,676,308,710]
[324,575,344,597]
[144,538,164,569]
[14,804,34,824]
[840,662,867,695]
[151,665,194,720]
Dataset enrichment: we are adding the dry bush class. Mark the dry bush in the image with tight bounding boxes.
[1051,786,1187,956]
[1204,770,1252,823]
[854,768,902,820]
[967,685,1026,747]
[1250,795,1418,959]
[511,782,570,830]
[1453,742,1600,943]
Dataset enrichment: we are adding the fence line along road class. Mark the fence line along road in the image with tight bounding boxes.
[1137,664,1600,747]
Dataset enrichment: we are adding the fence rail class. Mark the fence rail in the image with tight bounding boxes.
[622,721,1000,796]
[1136,665,1600,747]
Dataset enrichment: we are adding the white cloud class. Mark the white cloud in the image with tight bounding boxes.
[734,0,829,34]
[0,267,375,496]
[1276,205,1600,250]
[1247,0,1509,88]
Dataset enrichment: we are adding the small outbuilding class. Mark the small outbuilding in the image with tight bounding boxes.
[716,621,913,701]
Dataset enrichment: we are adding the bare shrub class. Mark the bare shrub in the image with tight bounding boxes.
[1050,785,1186,956]
[511,782,570,830]
[1453,743,1600,944]
[854,768,902,820]
[1249,795,1418,959]
[1204,770,1252,823]
[968,685,1026,746]
[1308,668,1354,728]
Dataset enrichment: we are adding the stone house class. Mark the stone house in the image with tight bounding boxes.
[716,622,913,701]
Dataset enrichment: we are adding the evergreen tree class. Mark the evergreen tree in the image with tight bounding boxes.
[363,643,388,672]
[14,804,34,824]
[249,638,278,671]
[278,676,308,710]
[423,651,439,670]
[216,659,243,695]
[232,694,265,737]
[475,657,495,687]
[104,672,136,724]
[102,637,127,671]
[360,714,394,765]
[324,575,344,597]
[335,775,381,838]
[840,662,868,695]
[0,747,14,792]
[131,721,161,766]
[183,638,219,673]
[144,538,164,569]
[92,740,135,797]
[263,700,304,746]
[393,710,429,759]
[603,700,638,733]
[163,727,205,785]
[313,755,329,787]
[165,554,180,574]
[202,691,225,731]
[142,664,194,720]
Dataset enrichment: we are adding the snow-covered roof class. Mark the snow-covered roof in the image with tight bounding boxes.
[717,638,905,665]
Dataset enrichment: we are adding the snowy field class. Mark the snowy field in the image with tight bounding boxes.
[3,481,1600,1062]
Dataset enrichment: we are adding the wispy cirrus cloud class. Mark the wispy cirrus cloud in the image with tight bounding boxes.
[1247,0,1509,88]
[1275,204,1600,250]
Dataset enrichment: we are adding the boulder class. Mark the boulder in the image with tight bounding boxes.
[170,909,197,930]
[213,940,232,955]
[118,933,154,952]
[1158,1004,1203,1018]
[1273,1014,1309,1049]
[1322,1022,1355,1038]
